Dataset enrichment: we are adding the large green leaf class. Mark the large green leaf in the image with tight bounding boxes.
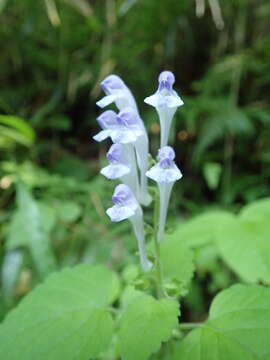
[240,197,270,223]
[173,284,270,360]
[216,215,270,284]
[161,236,194,287]
[119,294,179,360]
[168,211,234,248]
[0,265,119,360]
[7,182,57,278]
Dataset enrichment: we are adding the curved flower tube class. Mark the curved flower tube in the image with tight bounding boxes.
[100,143,140,198]
[144,70,184,147]
[106,184,152,272]
[146,146,182,242]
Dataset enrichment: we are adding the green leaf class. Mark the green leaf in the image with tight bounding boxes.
[119,294,179,360]
[216,215,270,284]
[7,182,57,278]
[169,211,234,248]
[203,162,222,190]
[173,284,270,360]
[0,265,119,360]
[1,249,23,306]
[240,197,270,223]
[0,115,35,147]
[161,236,194,288]
[54,200,81,222]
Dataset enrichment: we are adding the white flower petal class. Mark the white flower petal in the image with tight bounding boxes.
[106,205,135,222]
[96,94,117,108]
[144,94,159,107]
[93,129,111,142]
[146,163,182,183]
[100,164,130,179]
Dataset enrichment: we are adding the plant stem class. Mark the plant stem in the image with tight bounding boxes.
[153,189,165,298]
[179,322,203,330]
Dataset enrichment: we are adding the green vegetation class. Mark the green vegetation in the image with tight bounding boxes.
[0,1,270,359]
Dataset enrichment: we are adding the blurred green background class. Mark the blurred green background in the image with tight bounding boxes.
[0,0,270,319]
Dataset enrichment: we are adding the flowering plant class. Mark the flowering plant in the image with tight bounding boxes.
[95,71,184,280]
[1,72,268,360]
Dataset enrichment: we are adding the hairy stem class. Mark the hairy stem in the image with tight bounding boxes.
[179,322,203,330]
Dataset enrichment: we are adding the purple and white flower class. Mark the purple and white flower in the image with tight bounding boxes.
[97,74,140,117]
[101,143,131,179]
[100,143,140,198]
[106,184,152,271]
[146,146,183,242]
[144,71,184,147]
[93,107,144,144]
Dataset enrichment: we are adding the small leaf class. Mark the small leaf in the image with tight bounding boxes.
[173,284,270,360]
[119,294,179,360]
[0,115,35,146]
[0,265,119,360]
[203,162,222,190]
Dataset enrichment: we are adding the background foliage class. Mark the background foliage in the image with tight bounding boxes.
[0,0,270,358]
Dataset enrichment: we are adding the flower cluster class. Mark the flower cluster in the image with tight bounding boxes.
[93,71,183,271]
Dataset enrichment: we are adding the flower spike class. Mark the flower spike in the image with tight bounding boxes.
[97,74,152,205]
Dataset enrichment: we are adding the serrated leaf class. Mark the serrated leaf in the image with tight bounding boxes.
[173,284,270,360]
[161,236,194,287]
[0,265,119,360]
[119,294,179,360]
[7,182,57,278]
[216,215,270,284]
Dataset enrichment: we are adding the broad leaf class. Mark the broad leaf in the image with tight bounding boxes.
[7,182,57,277]
[168,211,234,247]
[119,294,179,360]
[0,265,119,360]
[173,284,270,360]
[216,215,270,284]
[161,236,194,287]
[240,197,270,223]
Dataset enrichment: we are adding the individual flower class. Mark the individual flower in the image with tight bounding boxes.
[146,146,182,242]
[97,74,140,116]
[144,70,184,147]
[100,143,130,179]
[93,107,144,144]
[100,143,140,198]
[106,184,152,272]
